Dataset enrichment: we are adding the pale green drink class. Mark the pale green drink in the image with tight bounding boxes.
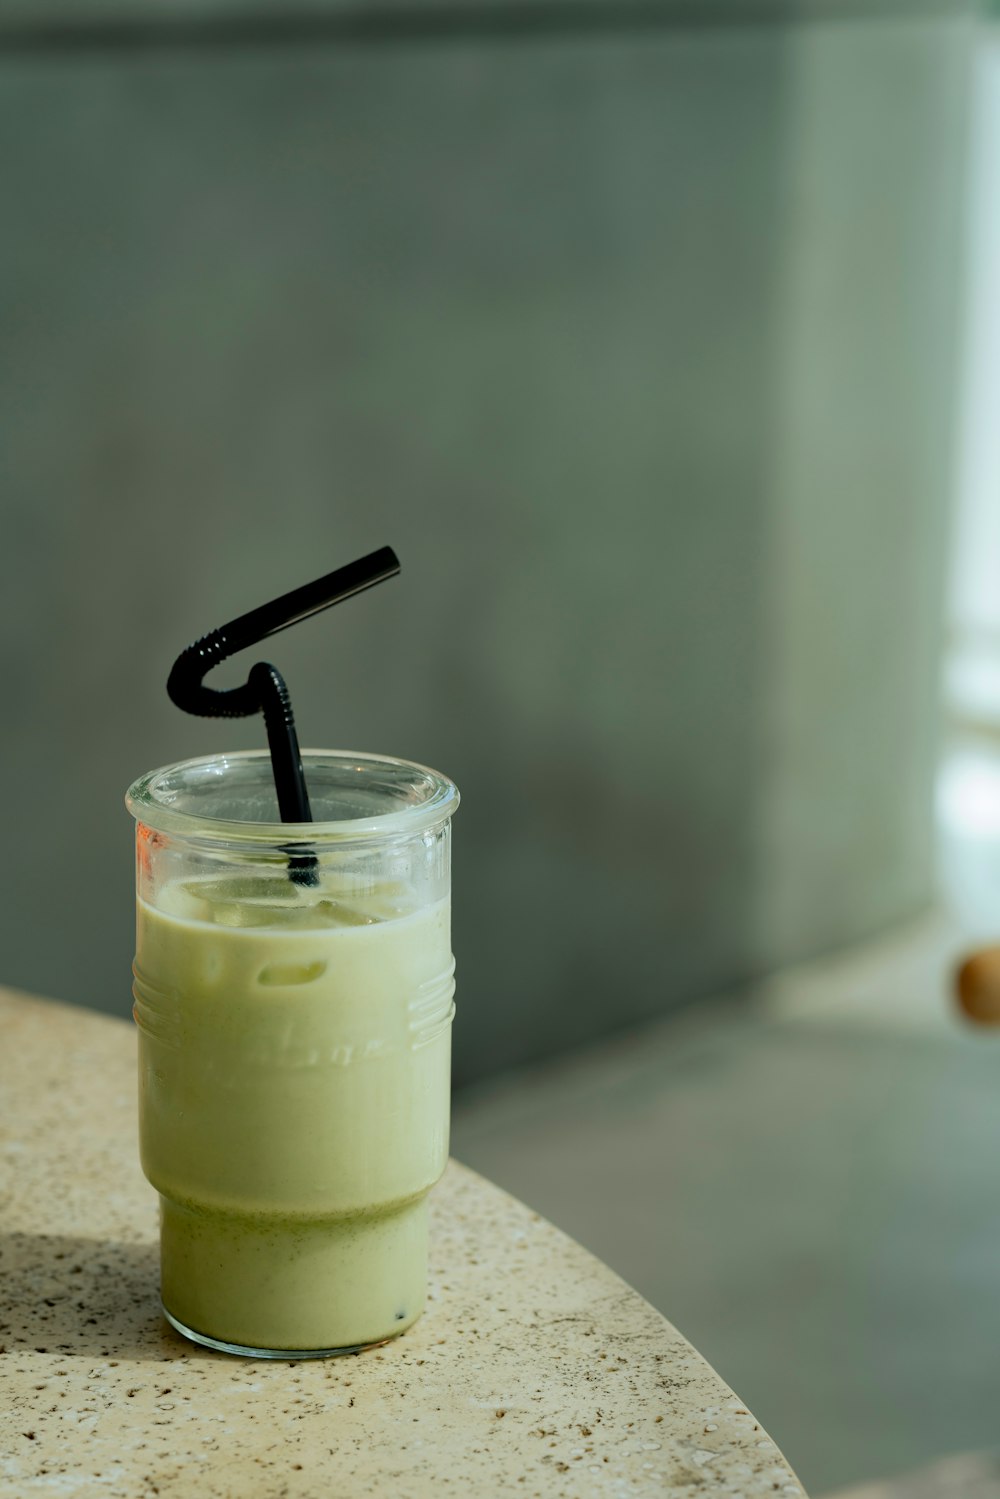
[128,752,458,1357]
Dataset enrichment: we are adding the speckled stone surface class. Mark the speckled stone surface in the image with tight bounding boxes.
[0,988,807,1497]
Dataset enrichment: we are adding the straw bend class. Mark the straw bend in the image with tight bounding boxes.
[164,547,401,858]
[165,547,401,721]
[166,630,261,718]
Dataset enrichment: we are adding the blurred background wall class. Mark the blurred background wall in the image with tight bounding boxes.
[0,0,974,1085]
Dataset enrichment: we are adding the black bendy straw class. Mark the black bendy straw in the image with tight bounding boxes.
[166,546,401,885]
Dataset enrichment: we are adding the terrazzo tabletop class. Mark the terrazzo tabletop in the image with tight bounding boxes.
[0,988,807,1498]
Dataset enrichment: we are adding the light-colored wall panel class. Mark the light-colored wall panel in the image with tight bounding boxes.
[0,8,971,1081]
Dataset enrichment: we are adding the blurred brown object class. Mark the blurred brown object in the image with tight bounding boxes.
[956,948,1000,1024]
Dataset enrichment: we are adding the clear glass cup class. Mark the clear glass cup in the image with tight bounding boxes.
[126,749,458,1358]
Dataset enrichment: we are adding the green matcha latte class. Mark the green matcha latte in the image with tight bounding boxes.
[128,751,458,1357]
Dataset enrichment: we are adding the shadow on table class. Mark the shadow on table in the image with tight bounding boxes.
[0,1230,197,1363]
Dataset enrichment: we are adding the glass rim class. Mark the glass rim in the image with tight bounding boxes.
[125,748,459,848]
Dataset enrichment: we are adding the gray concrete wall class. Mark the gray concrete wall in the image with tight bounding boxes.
[0,4,972,1084]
